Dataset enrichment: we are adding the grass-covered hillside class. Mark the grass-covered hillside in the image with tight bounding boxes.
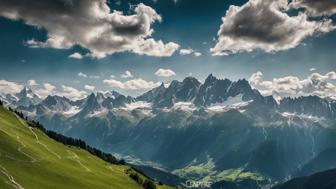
[0,106,171,189]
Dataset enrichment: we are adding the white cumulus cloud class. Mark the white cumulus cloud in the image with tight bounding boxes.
[84,85,95,91]
[155,68,176,77]
[249,71,336,101]
[194,52,202,57]
[68,52,83,59]
[179,48,202,56]
[27,80,38,86]
[0,1,179,58]
[121,70,133,79]
[211,0,335,56]
[58,85,87,100]
[103,78,160,90]
[78,72,87,78]
[180,48,194,55]
[35,83,56,98]
[0,80,23,94]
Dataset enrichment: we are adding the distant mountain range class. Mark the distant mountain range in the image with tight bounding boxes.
[2,74,336,187]
[2,74,336,120]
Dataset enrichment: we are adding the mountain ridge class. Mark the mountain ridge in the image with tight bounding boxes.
[2,74,336,188]
[3,74,336,119]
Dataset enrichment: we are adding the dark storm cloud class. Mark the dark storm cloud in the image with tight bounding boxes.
[0,0,179,58]
[291,0,336,16]
[211,0,335,55]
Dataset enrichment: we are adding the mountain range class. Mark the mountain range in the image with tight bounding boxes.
[2,74,336,187]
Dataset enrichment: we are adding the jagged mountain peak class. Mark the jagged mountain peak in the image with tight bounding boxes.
[279,95,336,118]
[147,76,202,108]
[167,77,201,90]
[168,80,181,89]
[137,74,261,108]
[229,79,260,99]
[76,93,102,117]
[41,95,73,112]
[194,75,265,107]
[205,73,216,82]
[101,93,134,109]
[159,82,165,87]
[204,73,231,84]
[43,95,68,104]
[16,86,35,97]
[136,82,166,102]
[86,93,99,104]
[202,74,232,90]
[236,78,249,85]
[182,77,201,89]
[183,76,200,83]
[14,86,41,107]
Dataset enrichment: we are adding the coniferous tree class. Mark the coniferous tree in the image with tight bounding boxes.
[143,179,157,189]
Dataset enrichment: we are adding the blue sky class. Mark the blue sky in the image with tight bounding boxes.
[0,0,336,98]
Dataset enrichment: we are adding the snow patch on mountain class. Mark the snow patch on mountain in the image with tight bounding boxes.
[171,102,197,112]
[281,112,325,123]
[62,106,81,117]
[121,101,152,111]
[207,94,251,112]
[87,109,108,118]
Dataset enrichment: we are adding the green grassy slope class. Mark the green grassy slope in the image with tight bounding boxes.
[0,107,171,189]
